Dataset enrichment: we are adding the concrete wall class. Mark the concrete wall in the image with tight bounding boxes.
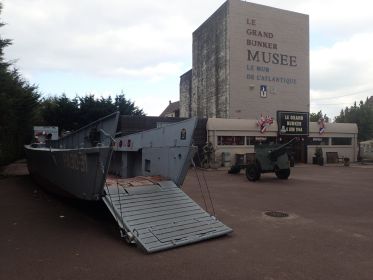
[228,0,309,119]
[307,129,358,163]
[180,70,192,118]
[183,0,309,120]
[191,1,229,118]
[206,118,358,166]
[307,134,359,163]
[307,146,356,164]
[360,140,373,160]
[208,128,260,166]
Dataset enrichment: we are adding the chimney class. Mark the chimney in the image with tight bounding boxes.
[169,100,171,105]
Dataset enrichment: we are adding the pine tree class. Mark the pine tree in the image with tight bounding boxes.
[0,2,40,164]
[335,97,373,141]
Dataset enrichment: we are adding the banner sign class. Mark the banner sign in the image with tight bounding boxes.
[257,114,273,133]
[33,126,59,140]
[277,111,309,136]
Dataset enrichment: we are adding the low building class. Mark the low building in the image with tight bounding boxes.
[307,122,358,164]
[160,101,180,117]
[206,118,358,166]
[360,140,373,161]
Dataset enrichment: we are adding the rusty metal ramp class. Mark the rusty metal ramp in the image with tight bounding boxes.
[102,179,232,253]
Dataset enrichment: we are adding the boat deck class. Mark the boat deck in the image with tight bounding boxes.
[105,175,166,188]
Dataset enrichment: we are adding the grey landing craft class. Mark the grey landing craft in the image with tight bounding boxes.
[25,113,232,253]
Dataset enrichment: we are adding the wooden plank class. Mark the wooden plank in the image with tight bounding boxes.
[106,187,181,201]
[109,191,186,204]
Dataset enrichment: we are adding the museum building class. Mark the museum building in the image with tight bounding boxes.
[178,0,358,164]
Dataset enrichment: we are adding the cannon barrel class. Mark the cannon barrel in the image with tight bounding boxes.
[268,138,297,161]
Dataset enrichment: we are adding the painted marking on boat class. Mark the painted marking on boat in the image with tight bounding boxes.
[62,152,88,173]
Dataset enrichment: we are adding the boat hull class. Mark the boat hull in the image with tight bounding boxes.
[25,146,112,200]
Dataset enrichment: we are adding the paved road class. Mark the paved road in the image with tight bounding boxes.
[1,164,373,280]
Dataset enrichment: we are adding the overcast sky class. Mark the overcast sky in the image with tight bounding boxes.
[2,0,373,118]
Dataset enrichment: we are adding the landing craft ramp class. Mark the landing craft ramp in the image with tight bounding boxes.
[103,177,232,253]
[103,117,232,252]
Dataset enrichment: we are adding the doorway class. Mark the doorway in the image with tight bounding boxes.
[279,136,307,163]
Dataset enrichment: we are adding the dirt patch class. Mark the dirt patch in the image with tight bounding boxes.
[0,160,29,177]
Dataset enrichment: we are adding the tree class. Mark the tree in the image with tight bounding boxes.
[0,2,40,165]
[39,93,145,132]
[310,110,329,123]
[40,94,79,131]
[115,94,144,116]
[334,97,373,141]
[78,94,116,126]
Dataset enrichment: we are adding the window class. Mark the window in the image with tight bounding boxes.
[307,137,329,145]
[217,136,245,145]
[246,136,277,145]
[145,159,151,172]
[331,137,352,145]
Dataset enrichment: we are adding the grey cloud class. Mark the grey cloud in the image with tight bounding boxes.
[2,0,226,78]
[2,0,373,116]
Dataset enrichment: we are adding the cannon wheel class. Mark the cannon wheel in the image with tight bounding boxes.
[228,165,241,174]
[275,167,290,179]
[245,164,261,181]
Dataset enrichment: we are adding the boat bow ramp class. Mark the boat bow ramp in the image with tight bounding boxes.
[103,177,232,253]
[102,117,232,252]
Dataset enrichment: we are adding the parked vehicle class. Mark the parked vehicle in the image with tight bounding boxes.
[229,138,296,181]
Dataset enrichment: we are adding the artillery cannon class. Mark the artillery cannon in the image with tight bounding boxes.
[228,138,296,181]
